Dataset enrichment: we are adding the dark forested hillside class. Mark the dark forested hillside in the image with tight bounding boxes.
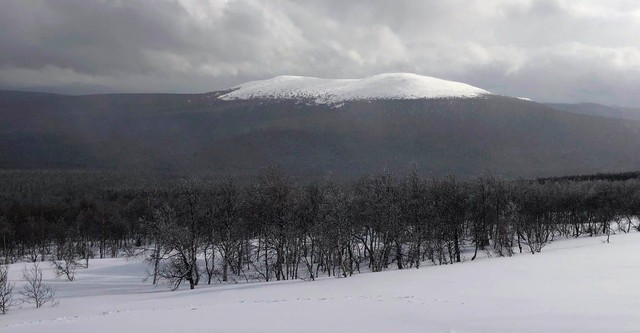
[2,90,640,178]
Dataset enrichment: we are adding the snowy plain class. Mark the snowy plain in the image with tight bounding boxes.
[218,73,491,104]
[2,232,639,333]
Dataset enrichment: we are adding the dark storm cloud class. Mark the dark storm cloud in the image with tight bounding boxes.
[1,0,639,105]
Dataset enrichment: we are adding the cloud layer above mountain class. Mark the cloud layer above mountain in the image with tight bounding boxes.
[1,0,640,105]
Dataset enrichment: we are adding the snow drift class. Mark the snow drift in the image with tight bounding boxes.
[218,73,491,104]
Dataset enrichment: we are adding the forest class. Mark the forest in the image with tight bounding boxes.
[1,168,639,290]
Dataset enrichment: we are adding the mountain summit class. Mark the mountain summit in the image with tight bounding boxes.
[218,73,491,104]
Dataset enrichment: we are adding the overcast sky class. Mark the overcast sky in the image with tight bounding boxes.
[1,0,640,106]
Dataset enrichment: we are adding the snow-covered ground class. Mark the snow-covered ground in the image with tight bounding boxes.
[219,73,491,104]
[2,232,640,333]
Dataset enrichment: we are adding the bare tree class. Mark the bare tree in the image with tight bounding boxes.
[246,167,298,281]
[147,187,206,291]
[210,178,244,283]
[0,217,13,265]
[20,263,57,308]
[51,240,79,281]
[0,265,17,314]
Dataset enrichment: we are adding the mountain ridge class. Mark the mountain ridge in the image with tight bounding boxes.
[546,102,640,121]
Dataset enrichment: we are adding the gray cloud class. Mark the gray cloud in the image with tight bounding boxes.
[1,0,639,105]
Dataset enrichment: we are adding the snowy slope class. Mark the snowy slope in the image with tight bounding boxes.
[218,73,491,104]
[3,232,640,333]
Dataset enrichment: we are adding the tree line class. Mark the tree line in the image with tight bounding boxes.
[1,168,639,292]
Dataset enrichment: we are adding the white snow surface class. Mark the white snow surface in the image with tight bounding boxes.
[3,232,640,333]
[218,73,491,104]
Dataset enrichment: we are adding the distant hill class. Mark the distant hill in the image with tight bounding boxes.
[546,103,640,121]
[2,74,640,179]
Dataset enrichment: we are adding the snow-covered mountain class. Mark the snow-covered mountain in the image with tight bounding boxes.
[3,88,640,178]
[218,73,491,104]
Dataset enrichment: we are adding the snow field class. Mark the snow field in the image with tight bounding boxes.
[2,232,639,333]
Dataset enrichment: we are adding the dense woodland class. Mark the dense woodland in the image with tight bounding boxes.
[1,168,639,290]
